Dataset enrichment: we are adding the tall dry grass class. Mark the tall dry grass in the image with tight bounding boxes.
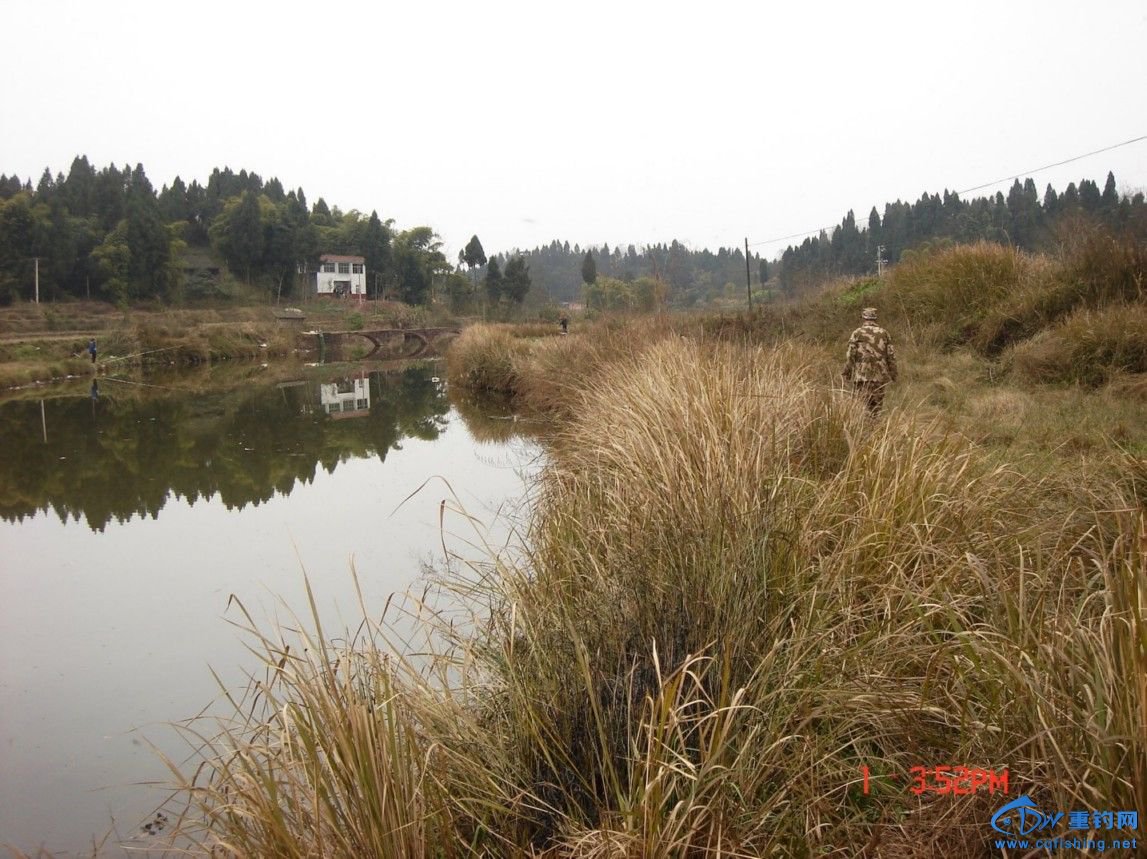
[444,323,530,393]
[445,316,684,417]
[1008,302,1147,386]
[882,241,1045,351]
[165,335,1145,856]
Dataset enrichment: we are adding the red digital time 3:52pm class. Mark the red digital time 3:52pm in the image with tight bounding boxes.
[860,765,1009,796]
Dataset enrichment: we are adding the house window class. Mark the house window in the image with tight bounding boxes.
[338,262,350,274]
[352,263,364,274]
[322,262,335,273]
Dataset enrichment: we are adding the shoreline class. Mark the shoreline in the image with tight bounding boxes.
[0,300,461,392]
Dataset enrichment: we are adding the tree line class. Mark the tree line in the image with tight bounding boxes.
[458,237,768,310]
[778,172,1147,294]
[3,155,1143,311]
[0,157,454,305]
[458,170,1146,312]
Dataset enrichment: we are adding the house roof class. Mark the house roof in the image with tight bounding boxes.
[320,254,365,263]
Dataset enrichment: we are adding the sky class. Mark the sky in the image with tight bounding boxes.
[2,0,1145,262]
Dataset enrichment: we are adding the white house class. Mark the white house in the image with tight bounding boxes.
[316,254,366,296]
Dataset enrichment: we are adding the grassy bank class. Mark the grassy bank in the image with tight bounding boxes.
[0,299,457,390]
[164,348,1143,855]
[154,236,1146,855]
[447,231,1147,458]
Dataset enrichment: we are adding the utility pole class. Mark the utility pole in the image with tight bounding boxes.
[33,257,40,304]
[744,238,753,312]
[876,245,887,278]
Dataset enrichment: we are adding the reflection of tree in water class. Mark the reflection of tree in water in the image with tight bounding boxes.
[0,365,449,531]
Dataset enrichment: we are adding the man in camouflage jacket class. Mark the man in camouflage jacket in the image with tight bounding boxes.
[841,307,897,414]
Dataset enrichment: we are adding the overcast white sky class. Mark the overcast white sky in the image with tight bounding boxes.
[3,0,1145,261]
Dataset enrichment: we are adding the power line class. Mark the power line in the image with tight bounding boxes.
[746,133,1147,251]
[954,134,1147,196]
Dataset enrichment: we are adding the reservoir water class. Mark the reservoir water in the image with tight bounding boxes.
[0,361,538,856]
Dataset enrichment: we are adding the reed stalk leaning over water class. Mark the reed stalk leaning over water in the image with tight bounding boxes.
[164,335,1145,857]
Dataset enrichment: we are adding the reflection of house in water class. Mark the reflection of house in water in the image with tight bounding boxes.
[320,377,371,419]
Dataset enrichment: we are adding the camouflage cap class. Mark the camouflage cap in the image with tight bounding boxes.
[861,307,878,321]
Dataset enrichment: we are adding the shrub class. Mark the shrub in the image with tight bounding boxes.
[975,225,1146,356]
[1008,302,1147,386]
[443,324,528,393]
[883,242,1039,349]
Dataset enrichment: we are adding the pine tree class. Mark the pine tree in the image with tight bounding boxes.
[123,164,174,298]
[484,257,503,304]
[503,256,531,303]
[1078,179,1102,211]
[462,235,487,276]
[363,211,391,293]
[581,250,597,285]
[1101,171,1119,210]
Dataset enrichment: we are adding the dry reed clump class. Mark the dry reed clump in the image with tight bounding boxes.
[444,323,531,393]
[479,336,1145,853]
[513,315,680,417]
[1007,302,1147,386]
[973,225,1145,358]
[1057,220,1147,308]
[162,590,459,859]
[166,336,1146,856]
[882,242,1043,350]
[445,316,681,413]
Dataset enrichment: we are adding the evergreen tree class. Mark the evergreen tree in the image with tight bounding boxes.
[1006,179,1041,247]
[866,207,882,250]
[60,157,94,215]
[363,211,392,294]
[210,191,265,283]
[1078,179,1102,211]
[264,177,286,203]
[158,177,190,224]
[1061,182,1080,209]
[462,234,487,277]
[36,168,56,200]
[264,199,308,300]
[94,165,127,232]
[91,220,131,305]
[581,250,597,285]
[123,164,174,298]
[1101,171,1119,211]
[484,257,503,304]
[502,255,531,303]
[185,180,209,244]
[0,193,51,302]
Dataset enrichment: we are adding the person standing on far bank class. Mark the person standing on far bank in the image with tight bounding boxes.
[841,307,897,415]
[87,338,97,365]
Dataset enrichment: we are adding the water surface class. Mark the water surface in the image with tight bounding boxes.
[0,362,537,856]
